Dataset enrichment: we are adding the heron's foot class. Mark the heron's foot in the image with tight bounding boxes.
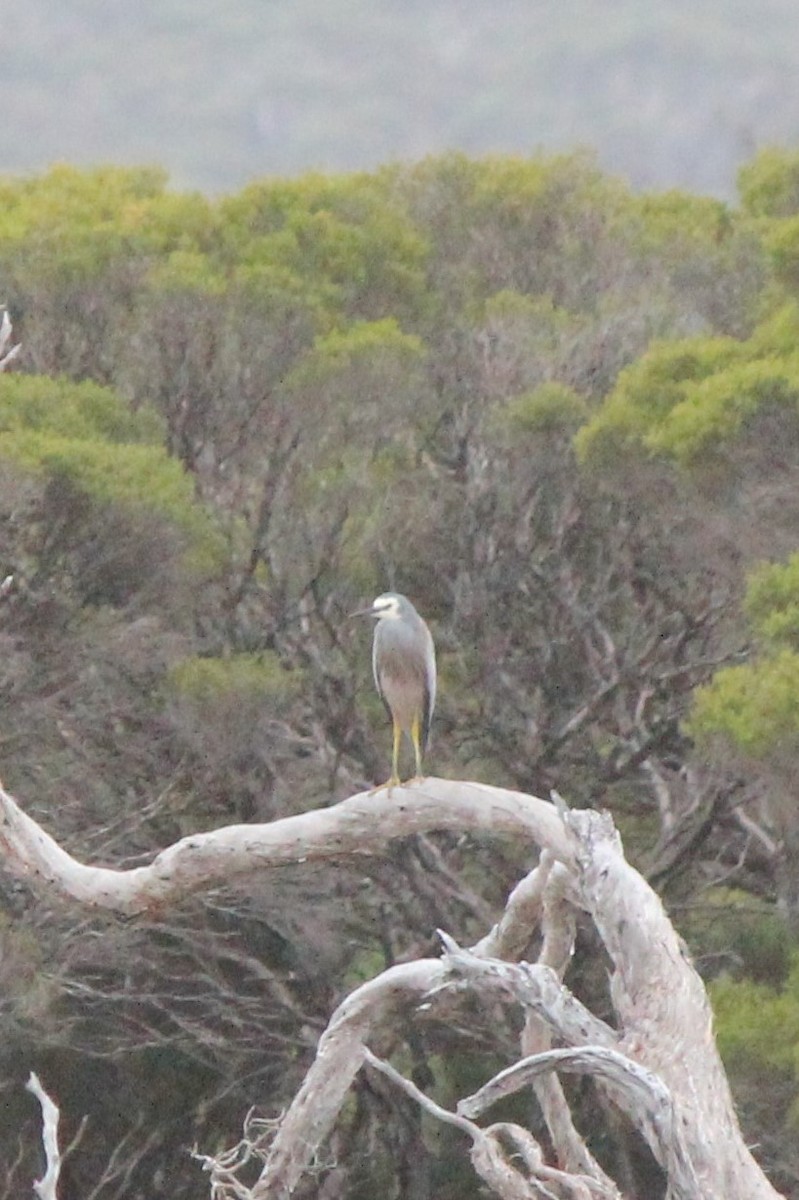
[406,773,427,785]
[368,774,401,795]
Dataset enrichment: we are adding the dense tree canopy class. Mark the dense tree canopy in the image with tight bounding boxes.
[2,148,799,1196]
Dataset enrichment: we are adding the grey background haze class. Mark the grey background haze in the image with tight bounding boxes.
[2,0,798,196]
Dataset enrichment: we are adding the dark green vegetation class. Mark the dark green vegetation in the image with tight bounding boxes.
[2,149,799,1196]
[6,0,799,195]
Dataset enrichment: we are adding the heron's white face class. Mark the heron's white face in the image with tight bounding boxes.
[371,593,402,620]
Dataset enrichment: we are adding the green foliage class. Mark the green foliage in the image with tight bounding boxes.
[478,290,583,366]
[468,149,622,222]
[0,165,214,297]
[401,150,638,313]
[0,373,162,444]
[739,148,799,219]
[747,300,799,356]
[689,649,799,757]
[576,304,799,468]
[28,440,215,556]
[735,151,799,297]
[0,163,168,244]
[575,334,742,463]
[230,260,337,328]
[166,652,302,705]
[690,552,799,759]
[492,382,588,437]
[217,171,430,322]
[762,216,799,294]
[479,288,572,328]
[745,554,799,647]
[114,189,216,255]
[341,945,387,991]
[0,163,218,269]
[0,374,223,570]
[646,357,799,464]
[283,318,429,467]
[145,249,228,295]
[632,189,733,250]
[712,954,799,1079]
[0,151,795,1197]
[710,944,799,1159]
[290,317,425,385]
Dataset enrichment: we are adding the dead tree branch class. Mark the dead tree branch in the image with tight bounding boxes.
[364,1048,613,1200]
[0,309,21,371]
[243,805,780,1200]
[0,779,784,1199]
[0,777,572,914]
[460,1045,699,1199]
[26,1073,61,1200]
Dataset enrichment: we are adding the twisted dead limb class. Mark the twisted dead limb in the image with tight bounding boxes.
[0,777,571,915]
[0,779,784,1199]
[244,805,781,1200]
[364,1048,612,1200]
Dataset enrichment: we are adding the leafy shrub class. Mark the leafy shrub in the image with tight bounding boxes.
[166,652,302,705]
[0,374,224,572]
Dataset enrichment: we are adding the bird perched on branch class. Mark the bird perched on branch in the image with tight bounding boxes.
[353,592,436,788]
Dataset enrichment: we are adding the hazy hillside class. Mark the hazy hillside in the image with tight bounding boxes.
[3,0,799,195]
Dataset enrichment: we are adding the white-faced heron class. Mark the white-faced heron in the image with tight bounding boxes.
[353,592,436,787]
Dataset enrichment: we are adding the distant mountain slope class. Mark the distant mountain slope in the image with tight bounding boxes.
[3,0,799,195]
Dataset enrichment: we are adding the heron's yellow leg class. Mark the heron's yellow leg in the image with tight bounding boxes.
[390,718,402,787]
[409,712,425,782]
[368,720,405,793]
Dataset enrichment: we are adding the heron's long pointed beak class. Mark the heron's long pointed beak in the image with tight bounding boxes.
[349,604,377,619]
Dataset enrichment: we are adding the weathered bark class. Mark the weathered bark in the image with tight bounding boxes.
[0,777,572,914]
[0,777,784,1200]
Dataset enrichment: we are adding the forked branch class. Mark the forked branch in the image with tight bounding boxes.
[0,778,784,1199]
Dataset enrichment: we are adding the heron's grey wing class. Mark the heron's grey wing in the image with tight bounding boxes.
[420,625,436,750]
[374,627,432,734]
[372,634,395,724]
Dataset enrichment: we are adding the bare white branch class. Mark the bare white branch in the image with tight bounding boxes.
[26,1072,61,1200]
[472,850,556,960]
[565,808,780,1200]
[521,862,617,1192]
[240,803,782,1200]
[365,1050,618,1200]
[251,958,448,1198]
[194,1110,283,1200]
[733,807,778,856]
[0,777,573,915]
[363,1047,477,1138]
[460,1045,700,1199]
[438,930,619,1049]
[0,779,784,1200]
[0,308,21,370]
